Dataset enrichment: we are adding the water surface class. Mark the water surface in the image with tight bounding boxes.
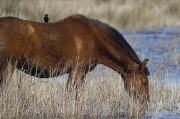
[123,27,180,84]
[122,27,180,118]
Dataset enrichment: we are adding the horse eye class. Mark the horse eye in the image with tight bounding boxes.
[142,82,147,85]
[139,77,146,85]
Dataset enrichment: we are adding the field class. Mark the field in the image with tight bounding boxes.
[0,0,180,118]
[1,0,180,31]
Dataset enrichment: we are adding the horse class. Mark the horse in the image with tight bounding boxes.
[0,14,150,103]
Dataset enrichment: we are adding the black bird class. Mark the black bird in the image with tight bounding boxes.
[44,14,49,23]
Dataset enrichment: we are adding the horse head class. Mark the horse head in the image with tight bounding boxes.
[124,59,150,104]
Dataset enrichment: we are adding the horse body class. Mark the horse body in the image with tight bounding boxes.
[0,14,150,103]
[1,15,98,76]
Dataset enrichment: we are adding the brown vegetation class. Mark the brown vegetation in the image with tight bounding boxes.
[1,0,180,31]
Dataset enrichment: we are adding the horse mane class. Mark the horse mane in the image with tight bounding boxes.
[87,17,150,75]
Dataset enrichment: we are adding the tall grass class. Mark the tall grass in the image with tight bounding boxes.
[0,64,180,118]
[1,0,180,31]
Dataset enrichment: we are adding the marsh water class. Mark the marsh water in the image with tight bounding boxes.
[122,27,180,118]
[123,27,180,84]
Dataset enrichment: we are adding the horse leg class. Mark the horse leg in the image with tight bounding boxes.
[66,68,87,114]
[66,68,86,91]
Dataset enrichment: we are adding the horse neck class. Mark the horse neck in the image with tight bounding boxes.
[98,34,140,78]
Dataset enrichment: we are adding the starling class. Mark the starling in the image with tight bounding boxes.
[44,14,49,23]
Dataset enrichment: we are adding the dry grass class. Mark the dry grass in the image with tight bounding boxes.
[1,0,180,31]
[0,64,180,118]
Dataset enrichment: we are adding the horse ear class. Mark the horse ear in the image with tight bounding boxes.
[140,59,149,71]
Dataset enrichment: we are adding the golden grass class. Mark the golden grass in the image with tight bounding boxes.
[0,65,180,118]
[1,0,180,31]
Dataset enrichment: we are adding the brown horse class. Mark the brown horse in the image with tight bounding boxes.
[0,14,150,103]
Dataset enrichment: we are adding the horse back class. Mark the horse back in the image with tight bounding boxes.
[0,15,100,72]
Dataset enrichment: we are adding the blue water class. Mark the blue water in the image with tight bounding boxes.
[122,27,180,84]
[122,27,180,118]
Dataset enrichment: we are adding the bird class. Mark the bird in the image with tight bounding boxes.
[44,14,49,23]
